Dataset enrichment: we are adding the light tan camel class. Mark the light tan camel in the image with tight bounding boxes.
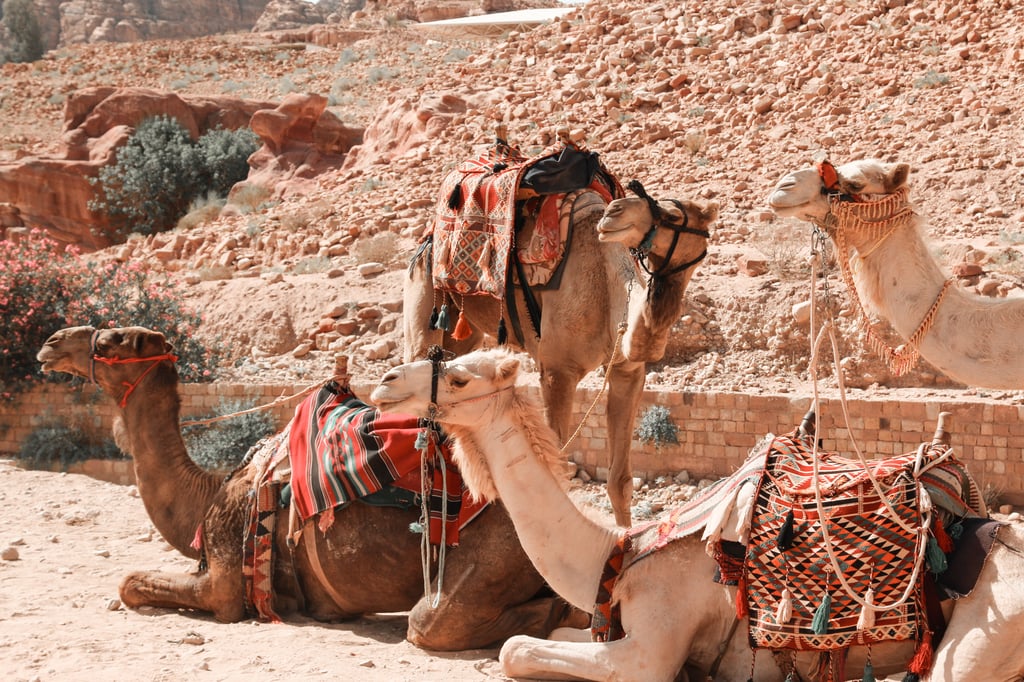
[768,158,1024,389]
[371,348,1024,681]
[36,326,587,651]
[404,188,716,526]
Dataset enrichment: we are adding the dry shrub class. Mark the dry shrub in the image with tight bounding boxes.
[353,231,399,266]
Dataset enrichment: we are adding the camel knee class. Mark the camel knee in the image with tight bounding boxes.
[499,635,543,677]
[118,572,149,608]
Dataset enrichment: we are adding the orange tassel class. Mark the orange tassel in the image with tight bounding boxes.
[907,633,933,675]
[451,310,472,341]
[932,516,955,553]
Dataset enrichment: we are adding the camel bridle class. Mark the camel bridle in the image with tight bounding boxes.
[625,179,709,285]
[89,329,178,408]
[811,162,953,377]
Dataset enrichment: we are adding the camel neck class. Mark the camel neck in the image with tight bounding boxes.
[464,406,621,612]
[119,378,224,559]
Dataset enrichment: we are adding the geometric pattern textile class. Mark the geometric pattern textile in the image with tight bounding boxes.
[742,432,924,652]
[242,479,282,622]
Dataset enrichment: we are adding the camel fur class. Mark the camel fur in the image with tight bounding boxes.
[404,189,716,526]
[36,326,587,651]
[372,348,1024,681]
[768,158,1024,389]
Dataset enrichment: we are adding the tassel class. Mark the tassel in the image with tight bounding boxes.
[415,429,429,452]
[901,675,920,682]
[811,590,832,635]
[777,509,795,551]
[861,661,875,682]
[434,304,451,332]
[735,571,749,618]
[497,318,508,345]
[932,516,955,552]
[857,587,876,630]
[409,521,425,534]
[775,587,793,624]
[428,306,439,329]
[907,634,933,676]
[926,536,948,574]
[447,183,462,210]
[451,310,472,341]
[948,520,963,540]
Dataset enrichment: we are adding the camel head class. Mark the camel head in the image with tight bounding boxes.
[597,185,718,266]
[371,347,521,427]
[767,158,911,223]
[37,326,176,401]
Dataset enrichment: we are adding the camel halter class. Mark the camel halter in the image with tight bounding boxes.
[89,330,178,408]
[625,180,709,290]
[813,163,952,377]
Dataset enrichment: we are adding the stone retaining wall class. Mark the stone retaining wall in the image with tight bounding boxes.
[3,382,1022,504]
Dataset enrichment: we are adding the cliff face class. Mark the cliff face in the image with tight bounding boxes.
[29,0,273,50]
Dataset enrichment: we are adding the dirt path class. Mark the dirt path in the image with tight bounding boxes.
[0,461,510,682]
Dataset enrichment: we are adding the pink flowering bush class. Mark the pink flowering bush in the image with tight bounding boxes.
[0,231,220,400]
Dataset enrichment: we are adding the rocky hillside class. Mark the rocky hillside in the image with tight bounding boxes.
[1,0,1023,399]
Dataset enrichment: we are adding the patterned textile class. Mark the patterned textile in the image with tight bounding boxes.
[287,382,484,547]
[591,533,631,641]
[431,150,528,298]
[516,188,611,288]
[243,479,282,622]
[742,432,934,653]
[428,143,622,298]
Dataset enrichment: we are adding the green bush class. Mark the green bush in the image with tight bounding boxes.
[89,116,258,238]
[635,404,679,448]
[1,0,44,64]
[17,422,124,471]
[183,399,277,471]
[0,231,221,400]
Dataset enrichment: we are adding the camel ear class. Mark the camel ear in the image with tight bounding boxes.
[496,355,520,383]
[702,202,719,224]
[885,163,911,191]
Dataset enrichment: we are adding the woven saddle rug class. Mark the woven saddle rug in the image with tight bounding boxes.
[428,143,621,297]
[241,382,487,621]
[741,433,954,654]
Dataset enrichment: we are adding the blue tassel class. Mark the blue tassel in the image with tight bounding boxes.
[862,661,875,682]
[926,536,948,574]
[948,520,964,540]
[409,521,424,534]
[901,674,920,682]
[415,429,429,452]
[434,304,451,332]
[811,591,832,634]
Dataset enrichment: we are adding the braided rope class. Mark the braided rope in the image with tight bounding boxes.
[822,188,952,376]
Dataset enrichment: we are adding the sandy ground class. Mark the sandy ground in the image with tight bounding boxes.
[0,461,511,682]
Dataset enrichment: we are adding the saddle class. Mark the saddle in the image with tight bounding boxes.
[423,132,622,342]
[592,414,991,682]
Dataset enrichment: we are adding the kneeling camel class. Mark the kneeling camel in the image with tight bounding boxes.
[372,348,1024,681]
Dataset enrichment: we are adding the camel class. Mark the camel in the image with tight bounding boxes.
[767,158,1024,389]
[35,325,588,651]
[371,348,1024,682]
[404,184,716,526]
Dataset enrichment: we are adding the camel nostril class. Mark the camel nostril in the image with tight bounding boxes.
[379,369,400,383]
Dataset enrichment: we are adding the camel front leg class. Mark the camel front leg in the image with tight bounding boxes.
[605,360,646,527]
[500,635,684,682]
[538,365,586,446]
[119,567,246,623]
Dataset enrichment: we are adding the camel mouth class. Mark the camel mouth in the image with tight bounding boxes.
[368,387,412,412]
[766,189,801,210]
[595,219,634,243]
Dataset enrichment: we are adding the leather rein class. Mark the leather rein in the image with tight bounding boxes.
[625,180,709,284]
[88,330,178,408]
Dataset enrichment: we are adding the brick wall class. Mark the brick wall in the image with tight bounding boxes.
[3,382,1022,504]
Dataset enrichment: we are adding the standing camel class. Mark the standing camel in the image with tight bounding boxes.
[404,186,716,526]
[371,348,1024,682]
[768,158,1024,389]
[36,325,586,651]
